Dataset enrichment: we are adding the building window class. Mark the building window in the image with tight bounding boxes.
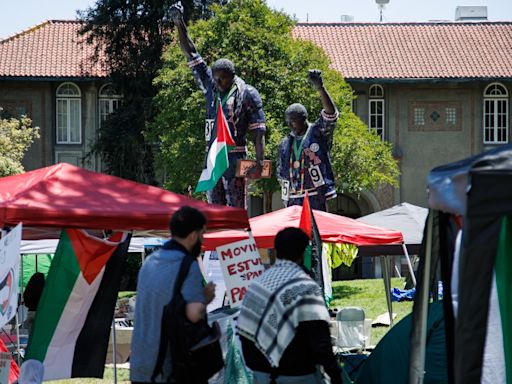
[369,84,384,98]
[98,83,122,127]
[414,108,425,125]
[445,107,456,125]
[56,83,81,144]
[483,83,508,144]
[368,84,384,139]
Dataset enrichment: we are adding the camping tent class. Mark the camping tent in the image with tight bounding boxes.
[19,237,164,254]
[18,237,166,288]
[0,163,249,236]
[409,145,512,384]
[202,205,404,250]
[357,300,447,384]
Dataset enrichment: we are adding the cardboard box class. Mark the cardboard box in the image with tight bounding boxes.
[235,159,272,178]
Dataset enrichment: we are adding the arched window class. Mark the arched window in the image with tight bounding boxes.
[483,83,508,144]
[369,84,385,140]
[56,83,81,144]
[98,83,122,127]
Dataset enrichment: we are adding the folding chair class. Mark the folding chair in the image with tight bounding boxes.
[335,307,367,352]
[335,307,369,381]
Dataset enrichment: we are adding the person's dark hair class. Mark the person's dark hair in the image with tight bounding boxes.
[285,103,308,122]
[169,206,207,238]
[211,58,236,76]
[274,227,309,262]
[23,272,45,311]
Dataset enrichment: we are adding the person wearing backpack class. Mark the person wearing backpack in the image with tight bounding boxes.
[130,206,216,384]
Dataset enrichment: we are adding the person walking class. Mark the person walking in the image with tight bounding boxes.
[130,206,215,384]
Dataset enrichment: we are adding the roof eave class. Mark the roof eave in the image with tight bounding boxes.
[346,77,512,84]
[0,75,109,82]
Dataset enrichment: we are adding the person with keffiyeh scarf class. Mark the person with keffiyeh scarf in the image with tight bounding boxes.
[238,228,342,384]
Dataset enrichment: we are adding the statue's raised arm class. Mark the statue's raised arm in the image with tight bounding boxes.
[308,69,337,116]
[170,2,197,60]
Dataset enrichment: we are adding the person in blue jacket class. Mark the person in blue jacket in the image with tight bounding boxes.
[171,2,266,209]
[278,69,339,211]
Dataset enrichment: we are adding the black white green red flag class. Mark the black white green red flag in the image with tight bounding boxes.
[24,229,130,380]
[493,217,512,383]
[196,98,236,192]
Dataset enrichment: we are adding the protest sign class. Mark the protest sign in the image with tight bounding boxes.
[216,234,264,307]
[201,251,227,312]
[0,223,21,328]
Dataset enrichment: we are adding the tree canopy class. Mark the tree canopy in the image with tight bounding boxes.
[151,0,399,201]
[78,0,226,184]
[0,112,40,177]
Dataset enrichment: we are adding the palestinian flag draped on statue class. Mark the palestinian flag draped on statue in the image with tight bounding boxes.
[25,229,130,380]
[196,98,236,192]
[299,194,332,303]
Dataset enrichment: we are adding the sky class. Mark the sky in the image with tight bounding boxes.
[0,0,511,39]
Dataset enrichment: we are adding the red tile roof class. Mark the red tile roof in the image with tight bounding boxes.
[0,20,107,79]
[293,22,512,81]
[2,20,511,81]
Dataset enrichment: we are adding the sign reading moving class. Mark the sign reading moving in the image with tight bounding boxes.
[216,234,264,307]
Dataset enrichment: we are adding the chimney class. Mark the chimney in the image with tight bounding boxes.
[340,15,354,22]
[455,6,488,21]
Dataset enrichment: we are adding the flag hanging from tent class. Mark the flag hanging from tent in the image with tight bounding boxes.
[25,229,131,381]
[494,217,512,383]
[299,194,332,303]
[196,98,236,192]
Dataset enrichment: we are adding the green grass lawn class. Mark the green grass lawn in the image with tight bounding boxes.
[330,277,413,345]
[47,367,130,384]
[47,278,413,383]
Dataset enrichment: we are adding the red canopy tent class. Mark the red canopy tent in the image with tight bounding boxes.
[0,163,249,237]
[203,205,403,250]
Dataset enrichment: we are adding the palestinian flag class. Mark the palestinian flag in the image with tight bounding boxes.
[476,218,512,384]
[299,194,332,303]
[24,229,130,380]
[196,98,236,192]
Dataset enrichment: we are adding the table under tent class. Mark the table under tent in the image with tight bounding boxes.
[407,145,512,384]
[0,163,250,381]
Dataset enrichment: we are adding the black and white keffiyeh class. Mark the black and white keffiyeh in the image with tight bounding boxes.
[237,260,330,367]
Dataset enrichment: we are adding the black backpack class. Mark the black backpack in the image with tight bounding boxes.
[152,254,223,383]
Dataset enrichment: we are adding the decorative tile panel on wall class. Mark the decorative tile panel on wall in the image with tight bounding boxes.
[408,101,463,131]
